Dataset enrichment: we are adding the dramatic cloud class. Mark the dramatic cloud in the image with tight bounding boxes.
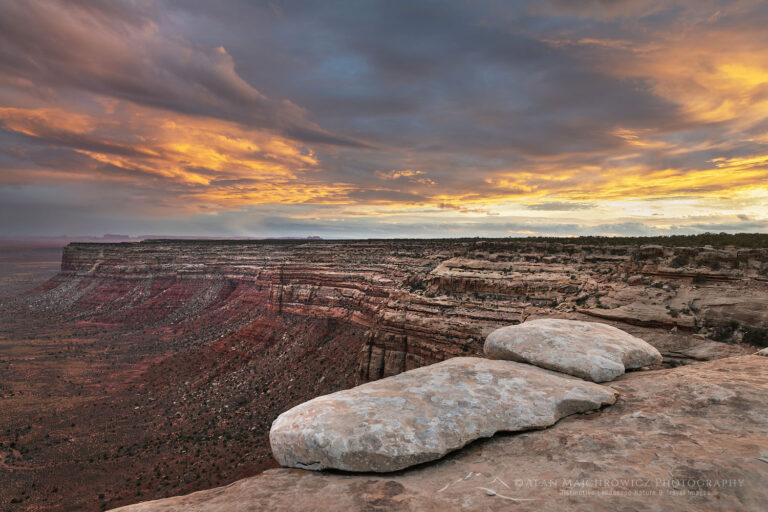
[1,0,767,237]
[0,0,363,146]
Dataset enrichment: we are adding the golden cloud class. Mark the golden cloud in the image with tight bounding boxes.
[0,104,354,211]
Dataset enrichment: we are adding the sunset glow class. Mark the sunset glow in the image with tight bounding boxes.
[1,1,768,237]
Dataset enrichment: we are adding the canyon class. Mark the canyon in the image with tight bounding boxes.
[1,237,767,510]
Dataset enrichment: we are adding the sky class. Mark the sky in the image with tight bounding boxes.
[1,0,768,238]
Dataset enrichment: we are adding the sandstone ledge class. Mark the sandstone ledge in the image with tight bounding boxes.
[112,355,768,512]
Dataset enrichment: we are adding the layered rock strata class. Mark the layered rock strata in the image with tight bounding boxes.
[40,238,768,383]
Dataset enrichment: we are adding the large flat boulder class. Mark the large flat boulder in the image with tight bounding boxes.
[269,357,616,472]
[484,319,662,382]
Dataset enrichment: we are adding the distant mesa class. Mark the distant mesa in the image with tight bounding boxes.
[0,234,324,248]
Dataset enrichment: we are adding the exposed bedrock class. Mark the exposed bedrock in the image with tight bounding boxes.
[484,319,662,382]
[50,240,535,383]
[112,355,768,512]
[269,357,616,472]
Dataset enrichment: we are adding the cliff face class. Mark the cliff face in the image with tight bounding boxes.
[56,240,534,382]
[2,239,766,511]
[53,239,768,375]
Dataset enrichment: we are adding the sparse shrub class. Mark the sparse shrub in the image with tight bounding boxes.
[670,254,690,267]
[711,321,739,342]
[743,328,768,348]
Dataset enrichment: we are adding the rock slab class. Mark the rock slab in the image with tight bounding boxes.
[113,355,768,512]
[484,319,662,382]
[269,357,616,472]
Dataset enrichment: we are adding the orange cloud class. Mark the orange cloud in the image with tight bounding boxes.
[3,101,767,219]
[0,104,355,211]
[598,26,768,131]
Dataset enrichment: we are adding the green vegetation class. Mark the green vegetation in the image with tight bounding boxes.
[510,232,768,248]
[692,273,707,284]
[743,328,768,348]
[670,254,690,267]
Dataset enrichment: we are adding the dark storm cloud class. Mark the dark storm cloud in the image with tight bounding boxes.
[254,2,677,154]
[151,0,683,165]
[0,0,364,147]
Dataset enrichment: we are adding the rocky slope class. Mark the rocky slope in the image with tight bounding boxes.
[113,354,768,512]
[1,238,765,510]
